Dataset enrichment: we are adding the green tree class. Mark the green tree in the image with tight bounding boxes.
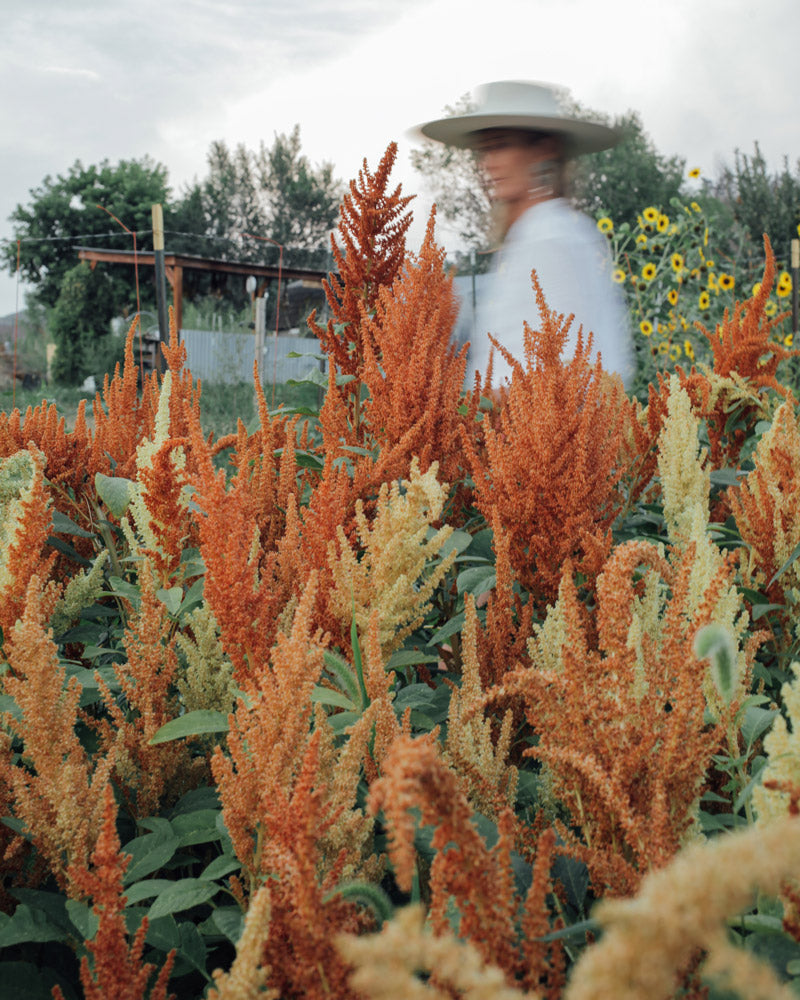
[182,128,343,269]
[3,157,171,311]
[570,110,686,229]
[711,143,800,268]
[255,125,343,267]
[49,261,117,385]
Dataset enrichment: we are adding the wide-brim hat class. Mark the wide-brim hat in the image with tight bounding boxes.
[413,80,619,156]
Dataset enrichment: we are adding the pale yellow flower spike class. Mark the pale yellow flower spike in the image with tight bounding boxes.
[657,377,709,544]
[0,450,42,600]
[337,904,540,1000]
[445,595,518,818]
[328,458,456,655]
[174,605,235,715]
[207,884,277,1000]
[754,662,800,826]
[564,816,800,1000]
[657,378,750,714]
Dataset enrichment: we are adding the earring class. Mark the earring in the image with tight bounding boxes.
[529,160,557,199]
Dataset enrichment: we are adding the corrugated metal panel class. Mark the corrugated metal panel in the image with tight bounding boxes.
[181,330,326,385]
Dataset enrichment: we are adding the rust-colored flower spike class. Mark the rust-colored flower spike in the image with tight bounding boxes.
[369,733,519,975]
[502,538,742,896]
[360,208,468,485]
[0,448,58,642]
[462,272,628,605]
[729,399,800,608]
[54,784,175,1000]
[678,235,798,472]
[309,142,414,377]
[368,733,566,994]
[94,560,196,819]
[3,576,115,897]
[91,312,203,484]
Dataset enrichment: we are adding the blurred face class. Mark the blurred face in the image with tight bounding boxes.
[475,129,557,208]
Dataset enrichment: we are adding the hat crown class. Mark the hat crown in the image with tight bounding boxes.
[475,81,563,121]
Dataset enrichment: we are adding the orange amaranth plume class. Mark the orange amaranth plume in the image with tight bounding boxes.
[54,784,175,1000]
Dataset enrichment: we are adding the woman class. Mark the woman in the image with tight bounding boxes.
[414,80,634,388]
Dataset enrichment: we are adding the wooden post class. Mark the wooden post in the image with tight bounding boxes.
[151,205,170,349]
[792,238,799,337]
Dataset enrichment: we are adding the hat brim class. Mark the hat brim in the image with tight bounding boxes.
[414,112,620,155]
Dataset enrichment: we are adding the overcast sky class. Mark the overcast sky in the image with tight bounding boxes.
[2,0,799,316]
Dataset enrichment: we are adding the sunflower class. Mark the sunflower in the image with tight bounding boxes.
[670,253,684,272]
[718,272,735,291]
[786,333,794,347]
[699,291,710,310]
[766,301,778,317]
[636,233,648,246]
[752,282,762,297]
[688,167,701,179]
[643,206,659,223]
[668,289,679,306]
[669,344,682,361]
[657,214,669,232]
[777,272,792,297]
[640,320,654,337]
[691,201,702,213]
[658,341,670,355]
[597,217,613,234]
[611,268,626,284]
[642,263,657,281]
[684,339,695,360]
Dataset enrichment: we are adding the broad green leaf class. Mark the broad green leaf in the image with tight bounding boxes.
[456,565,496,596]
[170,785,221,815]
[741,705,779,749]
[124,879,176,906]
[386,649,441,669]
[0,904,66,947]
[148,878,218,920]
[393,684,438,714]
[175,920,209,976]
[103,576,141,608]
[123,832,181,885]
[171,809,223,848]
[327,710,360,734]
[94,472,134,518]
[156,586,183,617]
[200,855,241,881]
[149,710,230,745]
[51,509,95,537]
[427,613,466,647]
[311,684,356,711]
[211,906,245,944]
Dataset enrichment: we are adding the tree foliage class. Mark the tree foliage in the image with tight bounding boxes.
[710,143,800,266]
[3,157,171,311]
[570,109,686,228]
[179,126,343,269]
[49,261,118,385]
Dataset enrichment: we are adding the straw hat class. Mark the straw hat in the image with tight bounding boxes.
[414,80,619,155]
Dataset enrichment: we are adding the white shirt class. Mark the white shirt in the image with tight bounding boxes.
[469,198,634,388]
